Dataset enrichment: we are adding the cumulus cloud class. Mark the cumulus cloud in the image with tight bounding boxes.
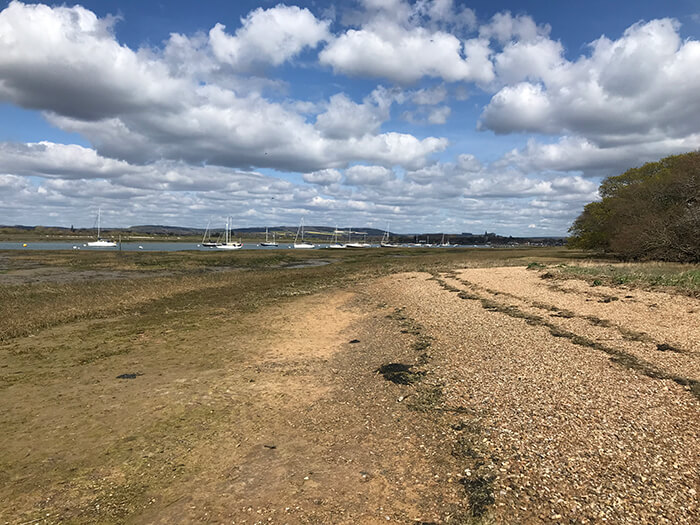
[410,85,448,105]
[314,93,386,139]
[0,142,137,179]
[303,168,342,185]
[344,165,395,185]
[499,135,700,178]
[0,1,187,120]
[480,18,700,150]
[0,2,448,174]
[479,12,551,44]
[319,0,494,84]
[208,5,330,69]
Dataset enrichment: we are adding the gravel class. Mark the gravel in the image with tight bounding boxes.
[368,269,699,524]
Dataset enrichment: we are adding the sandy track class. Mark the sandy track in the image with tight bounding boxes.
[368,269,699,523]
[1,286,469,524]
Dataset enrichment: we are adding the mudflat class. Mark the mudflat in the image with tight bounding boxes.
[0,249,698,523]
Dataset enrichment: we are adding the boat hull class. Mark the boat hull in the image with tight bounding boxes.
[293,243,315,249]
[87,240,117,247]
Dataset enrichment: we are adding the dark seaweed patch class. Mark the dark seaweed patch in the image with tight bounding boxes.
[376,363,425,385]
[116,372,143,380]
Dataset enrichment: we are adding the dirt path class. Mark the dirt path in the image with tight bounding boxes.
[1,283,469,524]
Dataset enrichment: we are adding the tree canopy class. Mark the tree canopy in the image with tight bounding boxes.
[568,152,700,262]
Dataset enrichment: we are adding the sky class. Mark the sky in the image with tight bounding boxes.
[1,0,699,235]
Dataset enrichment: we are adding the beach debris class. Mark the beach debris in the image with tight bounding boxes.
[656,343,681,352]
[116,372,144,380]
[376,363,424,385]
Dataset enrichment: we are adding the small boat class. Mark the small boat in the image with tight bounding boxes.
[345,228,369,248]
[260,227,278,247]
[380,224,399,247]
[201,218,219,247]
[216,217,243,250]
[87,208,117,247]
[328,226,346,249]
[439,234,453,247]
[293,218,315,249]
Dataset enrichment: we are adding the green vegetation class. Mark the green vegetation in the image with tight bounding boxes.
[554,262,700,294]
[568,151,700,262]
[0,247,575,342]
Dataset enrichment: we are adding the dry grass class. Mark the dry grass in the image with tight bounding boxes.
[546,261,700,294]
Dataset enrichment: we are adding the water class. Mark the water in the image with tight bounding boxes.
[0,241,476,252]
[0,241,301,252]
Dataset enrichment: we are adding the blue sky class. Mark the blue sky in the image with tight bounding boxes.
[1,0,699,234]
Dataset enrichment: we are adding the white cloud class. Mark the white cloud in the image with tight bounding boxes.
[427,106,451,124]
[314,93,385,139]
[0,2,448,174]
[303,168,342,185]
[0,142,137,179]
[319,3,494,85]
[0,1,187,120]
[411,85,448,105]
[499,135,700,178]
[344,165,395,185]
[481,18,700,150]
[208,5,330,69]
[479,12,550,44]
[493,37,564,85]
[479,82,553,134]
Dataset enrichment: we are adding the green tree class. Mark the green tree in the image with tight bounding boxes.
[568,152,700,262]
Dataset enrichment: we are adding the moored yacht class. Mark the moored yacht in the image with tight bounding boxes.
[87,208,117,247]
[293,218,315,248]
[216,217,243,250]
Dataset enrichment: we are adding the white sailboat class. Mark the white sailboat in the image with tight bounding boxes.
[260,227,278,247]
[345,228,367,248]
[328,226,346,249]
[216,217,243,250]
[380,224,399,247]
[87,208,117,247]
[293,218,315,249]
[439,233,453,247]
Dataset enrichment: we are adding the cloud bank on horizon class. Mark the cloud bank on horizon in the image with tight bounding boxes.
[0,0,699,234]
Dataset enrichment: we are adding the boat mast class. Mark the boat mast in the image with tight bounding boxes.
[203,218,211,244]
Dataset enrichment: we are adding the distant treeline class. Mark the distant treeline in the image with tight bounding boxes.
[569,152,700,262]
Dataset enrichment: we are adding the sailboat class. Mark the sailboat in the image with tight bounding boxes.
[260,227,278,247]
[216,217,243,250]
[439,234,453,247]
[87,208,117,247]
[201,218,219,247]
[345,231,363,248]
[328,226,346,249]
[293,218,315,249]
[380,224,399,247]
